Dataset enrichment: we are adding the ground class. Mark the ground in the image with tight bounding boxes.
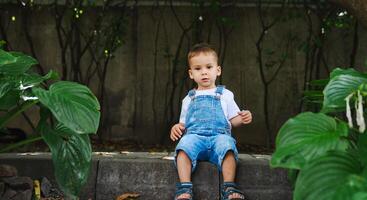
[0,138,273,154]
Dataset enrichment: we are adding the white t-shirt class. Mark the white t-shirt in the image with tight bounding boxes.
[179,87,241,126]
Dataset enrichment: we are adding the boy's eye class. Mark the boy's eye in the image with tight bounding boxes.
[207,66,212,69]
[194,67,200,70]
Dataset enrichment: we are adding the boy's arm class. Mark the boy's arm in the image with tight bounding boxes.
[170,96,189,141]
[230,110,252,128]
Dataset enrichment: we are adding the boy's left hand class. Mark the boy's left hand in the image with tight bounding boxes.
[238,110,252,124]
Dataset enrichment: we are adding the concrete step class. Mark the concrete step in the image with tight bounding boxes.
[0,152,292,200]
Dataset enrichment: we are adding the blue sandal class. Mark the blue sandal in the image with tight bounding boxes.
[174,182,193,200]
[221,182,247,200]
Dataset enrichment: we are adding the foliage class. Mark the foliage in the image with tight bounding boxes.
[0,49,100,199]
[271,68,367,200]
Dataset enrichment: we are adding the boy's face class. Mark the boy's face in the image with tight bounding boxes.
[188,52,221,90]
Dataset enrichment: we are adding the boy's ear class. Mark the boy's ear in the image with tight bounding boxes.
[217,66,222,76]
[188,69,194,79]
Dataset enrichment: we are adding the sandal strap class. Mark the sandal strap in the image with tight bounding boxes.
[174,182,193,200]
[223,182,238,188]
[222,182,246,200]
[225,188,245,196]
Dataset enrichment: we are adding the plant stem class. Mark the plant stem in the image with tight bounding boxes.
[0,100,38,128]
[0,136,43,153]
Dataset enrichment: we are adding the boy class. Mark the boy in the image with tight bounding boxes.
[170,43,252,200]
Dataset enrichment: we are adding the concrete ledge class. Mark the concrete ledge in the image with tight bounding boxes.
[0,152,292,200]
[235,154,292,200]
[0,153,98,200]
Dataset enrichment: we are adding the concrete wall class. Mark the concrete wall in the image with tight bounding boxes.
[1,1,366,146]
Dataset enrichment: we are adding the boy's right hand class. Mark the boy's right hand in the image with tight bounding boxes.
[170,123,185,141]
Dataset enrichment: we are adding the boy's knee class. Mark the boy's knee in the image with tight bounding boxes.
[224,150,235,158]
[222,150,237,163]
[177,150,190,159]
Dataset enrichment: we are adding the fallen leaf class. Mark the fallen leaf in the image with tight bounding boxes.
[116,193,140,200]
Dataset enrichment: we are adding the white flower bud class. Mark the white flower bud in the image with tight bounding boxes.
[356,90,365,133]
[19,81,34,90]
[345,93,354,128]
[21,95,38,101]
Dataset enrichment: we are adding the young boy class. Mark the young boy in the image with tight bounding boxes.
[170,43,252,200]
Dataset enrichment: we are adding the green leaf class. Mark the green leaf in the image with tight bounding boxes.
[0,70,58,109]
[309,78,329,86]
[330,68,367,79]
[0,40,5,49]
[38,120,92,198]
[294,151,366,200]
[352,193,367,200]
[21,70,59,88]
[0,50,38,74]
[0,90,20,110]
[334,175,367,200]
[33,81,100,134]
[0,49,15,65]
[303,90,323,97]
[271,112,349,169]
[303,90,324,103]
[287,169,298,187]
[322,74,367,113]
[358,134,367,166]
[0,81,14,99]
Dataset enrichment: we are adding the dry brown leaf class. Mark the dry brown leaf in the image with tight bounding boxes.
[116,193,140,200]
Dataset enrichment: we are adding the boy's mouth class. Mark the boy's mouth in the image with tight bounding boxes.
[201,78,209,82]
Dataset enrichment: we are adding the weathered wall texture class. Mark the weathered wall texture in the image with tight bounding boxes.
[2,2,367,146]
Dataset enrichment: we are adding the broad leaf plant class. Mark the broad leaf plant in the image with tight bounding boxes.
[0,49,100,199]
[271,68,367,200]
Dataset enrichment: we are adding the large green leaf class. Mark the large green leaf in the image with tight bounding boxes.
[38,120,92,198]
[271,112,349,169]
[322,71,367,113]
[330,68,367,80]
[0,50,38,74]
[33,81,100,134]
[294,151,367,200]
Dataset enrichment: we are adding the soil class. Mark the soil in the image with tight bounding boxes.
[0,138,274,155]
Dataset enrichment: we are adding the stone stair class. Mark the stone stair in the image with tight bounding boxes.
[0,152,292,200]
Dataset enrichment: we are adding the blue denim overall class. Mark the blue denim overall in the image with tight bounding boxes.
[175,86,238,171]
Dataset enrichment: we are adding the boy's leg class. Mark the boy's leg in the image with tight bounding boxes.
[222,152,245,199]
[174,134,205,199]
[176,150,192,182]
[222,151,236,182]
[211,134,245,199]
[175,150,193,199]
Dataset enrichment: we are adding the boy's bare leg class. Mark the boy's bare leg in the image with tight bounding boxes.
[176,150,192,199]
[222,151,242,199]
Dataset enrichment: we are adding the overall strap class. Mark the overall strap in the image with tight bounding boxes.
[215,85,225,99]
[188,89,196,100]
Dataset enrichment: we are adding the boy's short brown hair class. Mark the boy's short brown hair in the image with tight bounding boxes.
[187,43,218,66]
